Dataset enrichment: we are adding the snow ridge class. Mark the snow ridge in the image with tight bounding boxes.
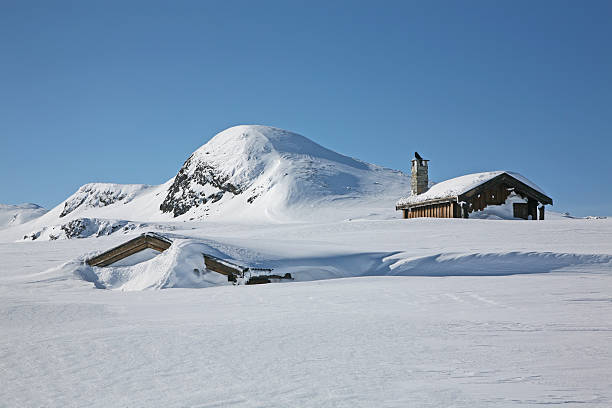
[60,183,152,218]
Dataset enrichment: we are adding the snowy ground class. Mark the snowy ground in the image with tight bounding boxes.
[1,216,611,407]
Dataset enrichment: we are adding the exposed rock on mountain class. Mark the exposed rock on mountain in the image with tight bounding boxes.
[60,183,151,218]
[160,158,242,217]
[23,218,175,241]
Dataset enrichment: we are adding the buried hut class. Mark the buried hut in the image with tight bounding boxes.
[85,232,291,285]
[396,154,553,220]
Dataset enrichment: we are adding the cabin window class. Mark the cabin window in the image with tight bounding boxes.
[513,203,528,220]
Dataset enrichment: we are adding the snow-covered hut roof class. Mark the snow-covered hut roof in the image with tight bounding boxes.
[396,171,548,207]
[86,232,172,267]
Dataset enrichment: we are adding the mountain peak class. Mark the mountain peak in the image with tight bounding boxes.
[193,125,367,170]
[159,125,406,219]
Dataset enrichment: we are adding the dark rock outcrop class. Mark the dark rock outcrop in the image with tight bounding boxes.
[160,155,242,217]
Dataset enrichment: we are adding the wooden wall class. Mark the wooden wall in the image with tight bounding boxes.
[467,184,511,212]
[406,202,456,218]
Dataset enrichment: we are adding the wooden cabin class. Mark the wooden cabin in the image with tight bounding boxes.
[396,157,552,220]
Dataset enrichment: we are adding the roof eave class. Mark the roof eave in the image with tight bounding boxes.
[396,196,458,210]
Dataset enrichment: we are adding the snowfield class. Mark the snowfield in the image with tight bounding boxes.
[1,217,611,407]
[1,125,611,407]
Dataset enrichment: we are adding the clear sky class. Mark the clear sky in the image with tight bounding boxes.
[1,0,611,216]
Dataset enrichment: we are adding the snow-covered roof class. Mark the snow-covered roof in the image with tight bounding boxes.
[396,171,547,206]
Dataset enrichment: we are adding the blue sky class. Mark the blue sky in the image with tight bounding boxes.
[1,0,611,216]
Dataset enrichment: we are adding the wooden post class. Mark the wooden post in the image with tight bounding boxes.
[528,198,537,220]
[539,205,545,220]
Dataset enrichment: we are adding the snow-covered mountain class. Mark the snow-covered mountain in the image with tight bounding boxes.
[8,125,410,241]
[0,203,47,229]
[159,125,408,220]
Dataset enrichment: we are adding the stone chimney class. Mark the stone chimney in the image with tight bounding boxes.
[411,157,429,195]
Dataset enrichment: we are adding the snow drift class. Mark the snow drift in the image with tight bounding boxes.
[65,247,612,291]
[53,232,612,291]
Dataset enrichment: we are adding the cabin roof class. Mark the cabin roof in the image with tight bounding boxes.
[397,171,550,207]
[86,232,172,267]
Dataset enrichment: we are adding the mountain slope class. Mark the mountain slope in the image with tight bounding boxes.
[0,203,47,229]
[2,125,411,241]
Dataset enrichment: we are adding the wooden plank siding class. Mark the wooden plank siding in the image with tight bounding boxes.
[406,201,456,219]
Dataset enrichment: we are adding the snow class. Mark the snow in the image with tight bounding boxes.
[0,203,47,229]
[397,171,548,206]
[108,247,161,267]
[59,183,152,217]
[74,238,232,290]
[22,218,176,241]
[1,217,612,406]
[1,125,611,406]
[46,220,612,291]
